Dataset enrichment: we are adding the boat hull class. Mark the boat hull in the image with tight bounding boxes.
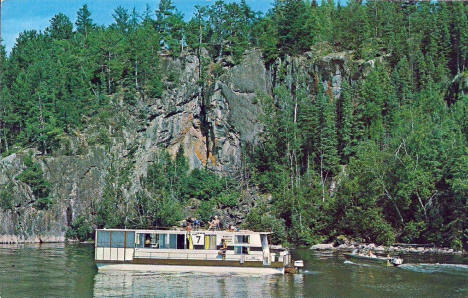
[96,263,284,274]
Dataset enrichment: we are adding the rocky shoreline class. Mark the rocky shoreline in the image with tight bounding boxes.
[310,242,465,255]
[0,234,65,244]
[0,235,465,256]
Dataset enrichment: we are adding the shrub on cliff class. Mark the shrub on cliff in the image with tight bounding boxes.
[196,199,216,224]
[66,216,93,242]
[17,154,52,210]
[243,204,287,245]
[0,183,15,211]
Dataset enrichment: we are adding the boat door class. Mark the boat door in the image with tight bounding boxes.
[260,234,271,266]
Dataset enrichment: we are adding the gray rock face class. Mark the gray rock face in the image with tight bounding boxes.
[0,148,108,242]
[0,49,362,242]
[143,50,267,174]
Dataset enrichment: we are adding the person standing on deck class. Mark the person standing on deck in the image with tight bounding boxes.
[220,239,227,260]
[208,215,220,230]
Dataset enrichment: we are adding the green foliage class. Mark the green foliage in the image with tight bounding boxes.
[243,203,287,245]
[400,221,426,243]
[17,153,52,210]
[216,192,239,208]
[140,149,235,226]
[1,5,163,155]
[75,4,94,37]
[274,0,311,56]
[87,128,111,148]
[65,216,93,241]
[317,88,339,175]
[155,0,184,55]
[196,199,216,223]
[143,150,228,203]
[34,197,54,210]
[342,207,395,246]
[185,169,226,201]
[337,81,353,162]
[0,183,15,211]
[1,0,468,249]
[46,13,73,40]
[154,196,184,227]
[95,164,126,228]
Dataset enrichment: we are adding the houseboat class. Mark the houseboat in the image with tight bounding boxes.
[94,228,301,274]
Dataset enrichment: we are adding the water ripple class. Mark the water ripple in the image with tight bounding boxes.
[399,263,468,276]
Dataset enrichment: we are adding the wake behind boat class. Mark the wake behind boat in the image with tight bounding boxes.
[344,250,403,267]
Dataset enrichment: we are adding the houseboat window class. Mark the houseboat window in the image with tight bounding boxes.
[150,234,159,248]
[125,231,135,248]
[170,234,177,248]
[111,231,125,248]
[159,234,167,248]
[136,233,145,248]
[159,234,178,249]
[136,233,157,248]
[235,235,250,244]
[97,230,110,247]
[204,235,216,250]
[234,246,249,255]
[144,234,152,248]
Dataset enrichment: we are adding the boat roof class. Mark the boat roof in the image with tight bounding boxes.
[97,228,272,235]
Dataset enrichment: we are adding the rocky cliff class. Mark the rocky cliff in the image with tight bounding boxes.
[0,48,367,243]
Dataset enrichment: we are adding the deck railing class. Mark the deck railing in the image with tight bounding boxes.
[134,249,264,262]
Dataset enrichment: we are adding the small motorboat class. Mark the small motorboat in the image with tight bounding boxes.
[284,260,305,274]
[344,250,403,267]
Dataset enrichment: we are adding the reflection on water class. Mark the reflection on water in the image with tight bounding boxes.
[93,271,303,297]
[0,244,467,297]
[0,243,96,297]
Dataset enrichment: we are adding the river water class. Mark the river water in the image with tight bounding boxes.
[0,243,467,297]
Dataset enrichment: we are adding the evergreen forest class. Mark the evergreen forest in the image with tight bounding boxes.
[0,0,467,249]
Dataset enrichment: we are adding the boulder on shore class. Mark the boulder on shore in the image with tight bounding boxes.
[310,243,334,250]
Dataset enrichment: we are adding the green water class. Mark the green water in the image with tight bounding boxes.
[0,244,467,297]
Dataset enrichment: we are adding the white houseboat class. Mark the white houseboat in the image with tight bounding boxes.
[94,228,300,274]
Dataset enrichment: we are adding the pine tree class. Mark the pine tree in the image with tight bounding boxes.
[318,85,339,176]
[274,0,310,56]
[155,0,184,55]
[338,81,353,163]
[112,7,130,33]
[361,67,384,146]
[392,56,413,104]
[76,4,94,37]
[450,2,468,73]
[45,13,73,40]
[254,17,278,64]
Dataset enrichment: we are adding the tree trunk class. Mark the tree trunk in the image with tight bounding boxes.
[38,94,47,155]
[135,59,139,90]
[384,186,404,224]
[416,192,428,222]
[107,52,111,94]
[320,152,325,202]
